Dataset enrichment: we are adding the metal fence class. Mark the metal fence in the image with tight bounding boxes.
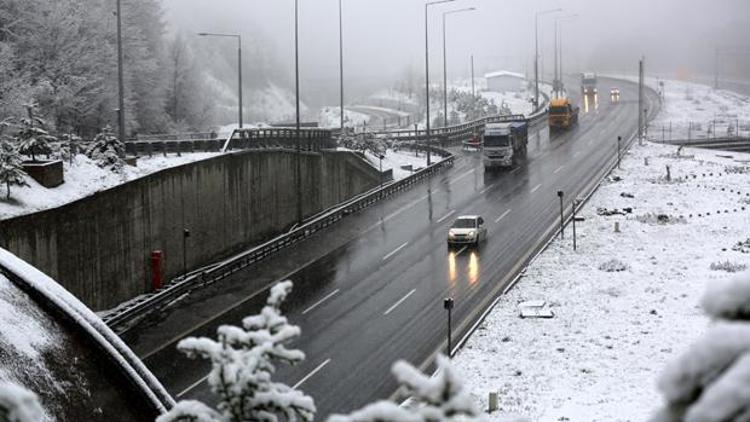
[651,119,750,143]
[124,127,335,157]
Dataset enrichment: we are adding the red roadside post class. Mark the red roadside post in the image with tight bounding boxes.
[151,250,163,291]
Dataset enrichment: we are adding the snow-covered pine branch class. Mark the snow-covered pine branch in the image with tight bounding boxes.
[158,281,315,422]
[328,354,484,422]
[0,382,45,422]
[651,271,750,422]
[15,104,55,162]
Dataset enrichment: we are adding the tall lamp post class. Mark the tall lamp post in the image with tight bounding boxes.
[198,32,243,128]
[294,0,302,223]
[442,7,476,127]
[425,0,456,167]
[554,14,578,98]
[534,8,561,110]
[116,0,126,146]
[338,0,345,133]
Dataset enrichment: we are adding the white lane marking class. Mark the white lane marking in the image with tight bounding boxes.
[383,242,409,261]
[177,375,208,398]
[479,184,494,194]
[454,246,468,256]
[292,358,332,390]
[573,151,581,158]
[366,194,429,232]
[449,169,473,185]
[530,183,542,194]
[495,209,511,223]
[436,210,455,223]
[511,167,521,174]
[302,289,340,315]
[384,289,417,316]
[553,165,564,174]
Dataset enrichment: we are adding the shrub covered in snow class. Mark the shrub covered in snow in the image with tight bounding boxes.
[710,261,748,273]
[598,259,629,272]
[733,239,750,254]
[0,382,45,422]
[14,105,55,162]
[635,213,686,225]
[328,355,485,422]
[651,271,750,421]
[0,141,28,199]
[157,281,315,422]
[86,126,125,171]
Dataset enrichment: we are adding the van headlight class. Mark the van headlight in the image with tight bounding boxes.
[467,230,477,238]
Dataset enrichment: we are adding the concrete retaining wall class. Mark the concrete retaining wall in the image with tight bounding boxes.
[0,150,380,310]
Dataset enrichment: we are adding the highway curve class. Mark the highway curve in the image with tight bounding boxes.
[126,77,660,419]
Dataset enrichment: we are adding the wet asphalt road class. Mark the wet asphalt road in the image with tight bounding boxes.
[126,78,659,419]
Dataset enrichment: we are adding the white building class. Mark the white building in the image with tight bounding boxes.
[484,70,525,92]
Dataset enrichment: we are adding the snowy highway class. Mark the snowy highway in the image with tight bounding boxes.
[127,77,660,419]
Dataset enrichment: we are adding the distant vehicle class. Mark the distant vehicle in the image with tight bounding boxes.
[482,121,528,170]
[610,87,621,102]
[581,72,597,95]
[447,215,487,247]
[548,98,579,130]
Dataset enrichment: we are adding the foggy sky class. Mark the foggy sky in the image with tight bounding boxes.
[163,0,750,104]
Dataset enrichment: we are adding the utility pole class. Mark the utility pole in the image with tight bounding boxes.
[553,19,558,98]
[442,7,475,128]
[116,0,126,147]
[534,9,561,110]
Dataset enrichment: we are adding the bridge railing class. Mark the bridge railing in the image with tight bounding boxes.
[124,127,335,156]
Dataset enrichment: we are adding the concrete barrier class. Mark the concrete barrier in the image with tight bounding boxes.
[0,149,380,310]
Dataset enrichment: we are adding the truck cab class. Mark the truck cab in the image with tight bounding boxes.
[482,121,528,169]
[581,72,597,95]
[548,98,579,130]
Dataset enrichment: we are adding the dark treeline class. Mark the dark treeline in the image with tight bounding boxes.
[0,0,214,138]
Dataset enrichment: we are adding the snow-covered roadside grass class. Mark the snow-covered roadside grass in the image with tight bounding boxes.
[0,153,220,220]
[453,141,750,420]
[318,107,372,129]
[361,148,429,180]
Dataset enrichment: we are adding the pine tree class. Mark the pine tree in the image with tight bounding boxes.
[157,281,316,422]
[86,126,125,171]
[329,355,484,422]
[15,104,55,162]
[0,141,28,199]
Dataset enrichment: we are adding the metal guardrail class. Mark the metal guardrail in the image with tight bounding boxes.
[125,127,335,157]
[103,145,454,333]
[652,136,750,152]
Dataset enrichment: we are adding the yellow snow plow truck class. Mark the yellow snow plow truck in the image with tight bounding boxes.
[548,98,579,130]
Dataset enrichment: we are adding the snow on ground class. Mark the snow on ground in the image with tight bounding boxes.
[605,74,750,140]
[0,153,220,220]
[318,107,372,128]
[355,148,429,180]
[453,141,750,421]
[370,89,419,107]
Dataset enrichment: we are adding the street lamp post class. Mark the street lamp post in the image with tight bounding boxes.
[572,199,580,251]
[116,0,126,146]
[198,32,243,128]
[425,0,456,167]
[557,190,564,238]
[444,297,454,357]
[534,8,561,110]
[470,54,475,100]
[617,135,622,169]
[554,14,578,98]
[295,0,302,223]
[339,0,345,133]
[442,7,476,128]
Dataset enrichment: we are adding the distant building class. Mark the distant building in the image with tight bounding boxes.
[485,70,525,92]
